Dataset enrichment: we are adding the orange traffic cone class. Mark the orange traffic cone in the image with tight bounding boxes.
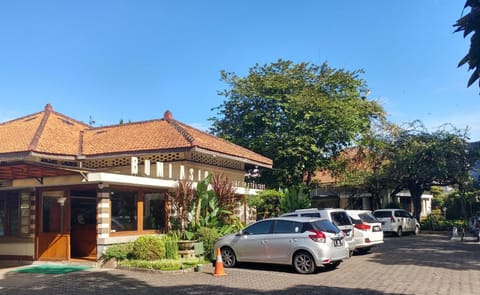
[213,248,227,276]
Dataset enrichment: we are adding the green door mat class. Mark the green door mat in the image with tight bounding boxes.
[15,264,91,274]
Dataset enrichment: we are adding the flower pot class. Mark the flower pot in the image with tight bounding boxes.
[177,240,196,250]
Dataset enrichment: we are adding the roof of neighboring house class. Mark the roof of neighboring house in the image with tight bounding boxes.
[0,104,273,168]
[311,147,372,185]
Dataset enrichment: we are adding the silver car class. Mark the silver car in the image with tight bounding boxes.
[214,216,349,274]
[281,208,355,255]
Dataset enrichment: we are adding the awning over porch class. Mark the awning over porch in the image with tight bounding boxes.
[86,172,261,195]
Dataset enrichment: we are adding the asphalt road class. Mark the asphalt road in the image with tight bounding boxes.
[0,232,479,295]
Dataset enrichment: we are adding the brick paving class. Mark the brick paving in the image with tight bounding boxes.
[0,233,479,295]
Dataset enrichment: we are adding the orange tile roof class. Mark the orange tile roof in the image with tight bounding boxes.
[0,104,90,155]
[311,147,371,184]
[0,104,273,168]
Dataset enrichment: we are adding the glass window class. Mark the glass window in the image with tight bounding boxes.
[0,191,31,236]
[330,212,352,226]
[7,194,19,234]
[111,191,137,232]
[0,199,4,236]
[41,192,67,233]
[358,213,379,223]
[244,220,273,235]
[374,211,392,218]
[350,217,362,225]
[312,220,341,234]
[143,193,166,231]
[273,220,300,234]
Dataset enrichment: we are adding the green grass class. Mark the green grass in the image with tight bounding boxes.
[118,257,208,271]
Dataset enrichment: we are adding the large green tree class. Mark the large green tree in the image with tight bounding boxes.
[454,0,480,88]
[384,122,475,221]
[209,59,384,188]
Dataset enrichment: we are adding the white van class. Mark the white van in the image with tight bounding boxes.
[373,209,419,237]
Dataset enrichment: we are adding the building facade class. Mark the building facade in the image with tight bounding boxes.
[0,104,272,262]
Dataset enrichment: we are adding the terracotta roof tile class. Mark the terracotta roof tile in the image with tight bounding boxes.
[81,120,191,155]
[34,111,91,155]
[176,122,273,166]
[0,105,273,168]
[0,112,43,153]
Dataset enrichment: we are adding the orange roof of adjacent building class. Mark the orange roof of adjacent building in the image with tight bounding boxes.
[0,104,272,168]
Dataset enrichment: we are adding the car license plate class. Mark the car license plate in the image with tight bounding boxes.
[333,239,344,247]
[373,226,381,232]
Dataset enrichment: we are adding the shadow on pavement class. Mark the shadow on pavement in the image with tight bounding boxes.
[0,269,403,295]
[368,233,480,271]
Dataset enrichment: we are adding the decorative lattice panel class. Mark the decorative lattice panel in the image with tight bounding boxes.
[83,153,183,169]
[190,152,243,170]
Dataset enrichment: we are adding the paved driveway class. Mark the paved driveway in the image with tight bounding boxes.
[0,233,479,295]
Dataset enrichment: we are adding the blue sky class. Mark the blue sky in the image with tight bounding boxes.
[1,1,479,141]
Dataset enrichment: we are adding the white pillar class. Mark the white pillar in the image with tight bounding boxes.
[156,162,164,177]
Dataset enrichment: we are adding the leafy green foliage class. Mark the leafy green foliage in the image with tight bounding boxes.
[167,179,196,238]
[280,186,311,213]
[132,235,166,260]
[118,257,206,271]
[454,1,480,88]
[168,173,244,240]
[382,122,475,220]
[210,59,385,188]
[195,226,221,260]
[103,243,133,261]
[163,235,179,260]
[248,189,284,219]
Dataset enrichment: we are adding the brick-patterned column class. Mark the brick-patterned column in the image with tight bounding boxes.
[97,190,110,259]
[29,191,36,238]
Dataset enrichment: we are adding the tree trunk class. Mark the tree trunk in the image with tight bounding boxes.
[408,185,424,221]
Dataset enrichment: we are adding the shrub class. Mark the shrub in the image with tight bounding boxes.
[118,257,206,271]
[196,226,220,260]
[163,235,179,259]
[103,243,133,261]
[132,235,166,260]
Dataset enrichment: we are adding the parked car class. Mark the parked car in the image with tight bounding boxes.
[281,208,355,255]
[346,210,384,253]
[373,209,419,237]
[214,216,349,274]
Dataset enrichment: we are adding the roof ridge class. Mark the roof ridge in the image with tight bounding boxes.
[162,111,195,145]
[79,130,84,156]
[28,104,53,150]
[169,120,196,145]
[88,118,163,130]
[47,105,92,129]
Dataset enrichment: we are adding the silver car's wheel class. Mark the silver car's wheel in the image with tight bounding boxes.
[221,247,236,268]
[293,251,316,274]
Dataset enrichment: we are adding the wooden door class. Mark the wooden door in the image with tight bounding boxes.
[37,191,70,261]
[70,193,97,259]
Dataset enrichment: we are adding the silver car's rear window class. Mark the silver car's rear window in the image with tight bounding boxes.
[307,220,340,234]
